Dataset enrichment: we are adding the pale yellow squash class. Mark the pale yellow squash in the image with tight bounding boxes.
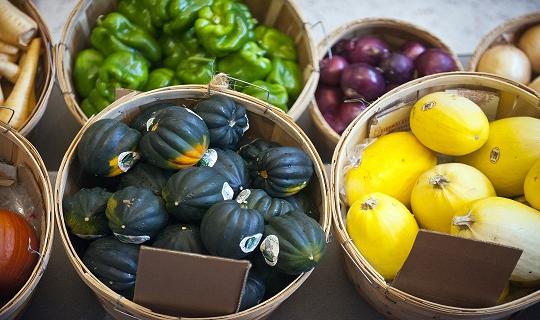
[410,92,489,156]
[459,117,540,197]
[451,197,540,285]
[411,163,496,233]
[345,131,436,207]
[524,159,540,210]
[346,192,419,280]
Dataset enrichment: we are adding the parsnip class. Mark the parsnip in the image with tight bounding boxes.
[0,38,40,129]
[0,40,18,55]
[0,84,4,104]
[0,0,37,47]
[0,60,19,83]
[27,83,35,111]
[0,53,18,63]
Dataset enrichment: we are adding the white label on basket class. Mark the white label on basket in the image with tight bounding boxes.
[260,235,279,266]
[186,108,203,121]
[198,149,218,167]
[236,189,251,204]
[118,151,140,172]
[114,233,150,244]
[242,114,250,133]
[239,233,262,253]
[222,182,234,200]
[75,234,106,240]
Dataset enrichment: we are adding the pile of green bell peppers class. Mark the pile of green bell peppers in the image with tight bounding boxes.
[74,0,303,116]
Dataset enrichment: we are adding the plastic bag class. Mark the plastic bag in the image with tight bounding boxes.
[0,183,39,232]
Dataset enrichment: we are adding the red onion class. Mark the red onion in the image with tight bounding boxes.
[320,55,349,86]
[323,112,347,134]
[340,63,386,101]
[380,53,414,84]
[400,41,427,61]
[347,36,390,65]
[338,101,367,127]
[415,48,458,77]
[315,86,343,114]
[333,39,354,58]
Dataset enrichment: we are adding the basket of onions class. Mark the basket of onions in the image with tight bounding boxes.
[309,18,462,159]
[469,12,540,93]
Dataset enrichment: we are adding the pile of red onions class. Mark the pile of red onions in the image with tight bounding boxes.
[316,35,457,134]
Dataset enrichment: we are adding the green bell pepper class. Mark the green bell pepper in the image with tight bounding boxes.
[95,51,149,101]
[160,28,201,69]
[163,0,214,35]
[176,56,215,84]
[218,41,271,83]
[144,68,179,91]
[194,1,256,57]
[73,49,104,99]
[254,25,297,61]
[80,89,111,117]
[266,58,302,98]
[117,0,156,36]
[243,80,288,112]
[143,0,169,28]
[90,12,162,63]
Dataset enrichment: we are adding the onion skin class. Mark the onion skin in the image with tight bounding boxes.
[340,63,386,101]
[451,197,540,285]
[380,53,414,84]
[415,48,458,77]
[347,36,390,65]
[319,55,348,86]
[518,25,540,73]
[315,86,343,114]
[338,101,367,127]
[477,45,531,84]
[400,41,427,61]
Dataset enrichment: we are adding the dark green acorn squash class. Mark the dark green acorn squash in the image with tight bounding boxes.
[236,189,293,222]
[63,187,112,239]
[200,200,264,259]
[239,272,266,311]
[130,103,177,132]
[106,186,168,244]
[250,147,313,197]
[284,191,318,220]
[152,224,205,254]
[82,237,139,292]
[77,119,141,177]
[199,148,249,196]
[193,95,249,150]
[139,106,209,170]
[162,167,233,222]
[261,210,326,275]
[118,163,172,196]
[238,138,280,170]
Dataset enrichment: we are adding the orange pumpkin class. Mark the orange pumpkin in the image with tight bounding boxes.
[0,209,39,297]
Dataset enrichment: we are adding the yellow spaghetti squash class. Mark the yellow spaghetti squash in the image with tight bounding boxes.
[411,163,496,233]
[524,159,540,210]
[346,192,419,280]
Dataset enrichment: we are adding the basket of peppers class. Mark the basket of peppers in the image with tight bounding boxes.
[55,0,318,124]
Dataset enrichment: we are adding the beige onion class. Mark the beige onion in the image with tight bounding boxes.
[518,24,540,73]
[477,45,531,84]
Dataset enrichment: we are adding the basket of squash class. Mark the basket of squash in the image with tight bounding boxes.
[0,0,54,135]
[55,84,330,319]
[0,121,54,319]
[332,72,540,320]
[55,0,318,124]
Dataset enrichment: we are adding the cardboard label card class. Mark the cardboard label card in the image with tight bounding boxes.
[393,230,522,308]
[134,246,251,317]
[368,102,413,138]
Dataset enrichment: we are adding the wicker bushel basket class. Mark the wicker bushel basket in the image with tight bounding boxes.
[308,18,463,160]
[0,122,54,319]
[1,0,55,136]
[331,72,540,320]
[54,85,331,320]
[55,0,319,124]
[468,12,540,74]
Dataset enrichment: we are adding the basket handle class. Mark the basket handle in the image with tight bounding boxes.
[0,106,15,132]
[305,20,331,59]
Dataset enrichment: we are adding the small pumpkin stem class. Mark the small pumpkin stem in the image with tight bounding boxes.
[429,174,449,189]
[361,197,377,210]
[260,170,268,179]
[422,101,436,111]
[452,211,474,230]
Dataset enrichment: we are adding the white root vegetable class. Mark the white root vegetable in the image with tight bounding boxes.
[0,84,3,104]
[0,0,37,47]
[0,53,18,63]
[0,60,19,83]
[0,40,18,55]
[0,38,40,129]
